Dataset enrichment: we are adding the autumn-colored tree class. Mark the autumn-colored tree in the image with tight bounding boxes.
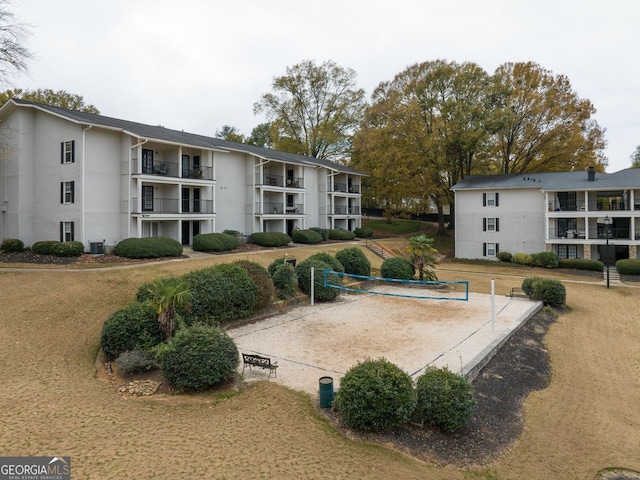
[254,59,366,162]
[489,62,607,174]
[630,146,640,168]
[215,124,245,143]
[0,88,99,113]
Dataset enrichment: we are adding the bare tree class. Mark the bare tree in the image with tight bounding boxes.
[0,1,32,82]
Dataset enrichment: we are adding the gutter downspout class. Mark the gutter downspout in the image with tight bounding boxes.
[130,138,148,238]
[81,125,92,247]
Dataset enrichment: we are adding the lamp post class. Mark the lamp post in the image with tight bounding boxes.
[604,215,611,288]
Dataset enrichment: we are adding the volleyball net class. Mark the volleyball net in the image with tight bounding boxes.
[322,270,469,301]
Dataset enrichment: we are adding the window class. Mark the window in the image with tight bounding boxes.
[61,141,75,164]
[142,149,154,174]
[557,245,578,259]
[483,192,499,207]
[483,242,499,257]
[142,186,154,212]
[60,222,74,242]
[483,217,499,232]
[60,181,75,204]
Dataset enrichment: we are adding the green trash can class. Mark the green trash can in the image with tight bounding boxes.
[319,376,334,408]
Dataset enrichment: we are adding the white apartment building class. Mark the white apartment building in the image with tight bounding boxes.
[0,99,364,250]
[452,167,640,263]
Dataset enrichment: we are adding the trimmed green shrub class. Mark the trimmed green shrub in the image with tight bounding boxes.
[135,281,155,303]
[414,367,476,433]
[222,229,243,238]
[250,232,292,247]
[559,258,604,272]
[161,325,239,392]
[52,241,84,257]
[100,303,163,361]
[31,240,60,255]
[113,237,183,259]
[328,229,356,240]
[513,252,533,266]
[616,259,640,275]
[354,226,373,238]
[381,257,414,280]
[532,278,566,307]
[309,227,329,241]
[334,358,416,433]
[192,233,238,252]
[307,252,345,273]
[184,263,258,323]
[521,277,543,296]
[291,229,323,244]
[530,251,560,269]
[335,247,371,276]
[1,238,24,253]
[271,263,297,299]
[295,257,341,302]
[233,260,274,310]
[115,350,157,374]
[267,256,291,277]
[496,251,513,263]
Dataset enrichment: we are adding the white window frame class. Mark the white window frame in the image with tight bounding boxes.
[63,181,74,204]
[486,192,496,207]
[486,242,497,256]
[62,221,74,242]
[63,141,74,164]
[487,218,496,231]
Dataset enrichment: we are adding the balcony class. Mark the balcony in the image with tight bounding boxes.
[257,173,304,189]
[132,197,214,214]
[257,202,304,215]
[133,160,213,180]
[331,182,360,194]
[331,205,361,215]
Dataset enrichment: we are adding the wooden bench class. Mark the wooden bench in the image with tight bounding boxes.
[242,353,278,379]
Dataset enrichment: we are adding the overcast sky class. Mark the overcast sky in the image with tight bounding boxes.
[10,0,640,172]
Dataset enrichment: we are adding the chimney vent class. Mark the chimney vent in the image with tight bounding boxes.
[588,166,595,181]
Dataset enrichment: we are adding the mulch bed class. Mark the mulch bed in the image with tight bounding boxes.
[322,308,558,467]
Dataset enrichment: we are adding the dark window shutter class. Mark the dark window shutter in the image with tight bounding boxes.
[70,222,74,241]
[483,218,486,231]
[495,192,499,206]
[496,218,500,232]
[483,243,487,256]
[70,181,75,203]
[496,243,500,253]
[60,182,64,203]
[71,140,75,163]
[59,222,64,242]
[483,193,486,206]
[60,142,64,164]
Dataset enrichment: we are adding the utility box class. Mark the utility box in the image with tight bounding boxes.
[89,242,104,254]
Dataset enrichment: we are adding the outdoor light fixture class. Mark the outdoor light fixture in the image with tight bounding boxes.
[603,215,612,289]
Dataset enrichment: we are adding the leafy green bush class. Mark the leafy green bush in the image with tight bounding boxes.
[335,247,371,276]
[513,252,533,266]
[309,227,329,241]
[52,241,84,257]
[100,303,163,361]
[271,263,297,299]
[135,281,155,303]
[530,251,560,268]
[113,237,183,259]
[354,226,373,238]
[31,240,61,255]
[250,232,292,247]
[522,277,566,307]
[381,257,414,280]
[184,263,258,323]
[222,229,243,238]
[295,257,341,302]
[1,238,24,252]
[161,325,239,392]
[307,252,345,273]
[334,358,416,433]
[496,251,513,262]
[559,258,604,272]
[291,229,323,244]
[192,233,238,252]
[267,256,291,277]
[414,367,476,433]
[233,260,274,310]
[328,229,356,240]
[115,350,157,374]
[615,259,640,275]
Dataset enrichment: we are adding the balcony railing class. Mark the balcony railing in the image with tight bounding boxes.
[330,183,361,193]
[256,202,304,215]
[132,198,213,214]
[256,173,304,188]
[133,160,213,180]
[331,205,361,215]
[548,227,632,240]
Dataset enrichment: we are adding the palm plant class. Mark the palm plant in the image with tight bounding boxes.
[406,234,438,281]
[146,278,192,340]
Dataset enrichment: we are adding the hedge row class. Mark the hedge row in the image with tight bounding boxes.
[32,240,84,257]
[291,229,323,244]
[522,277,566,307]
[559,258,604,272]
[192,233,238,252]
[250,232,292,247]
[616,259,640,275]
[113,237,183,259]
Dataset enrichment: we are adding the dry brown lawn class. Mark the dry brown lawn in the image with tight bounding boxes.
[1,243,639,479]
